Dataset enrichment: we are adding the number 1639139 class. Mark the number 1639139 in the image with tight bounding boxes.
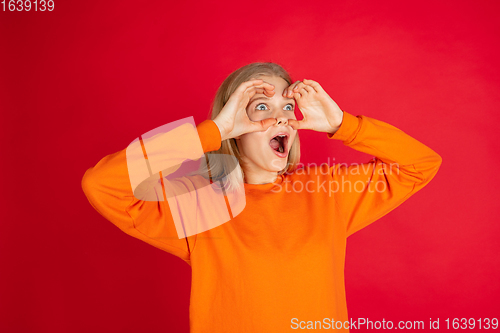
[2,0,54,11]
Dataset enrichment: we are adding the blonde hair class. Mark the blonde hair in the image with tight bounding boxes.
[193,62,301,192]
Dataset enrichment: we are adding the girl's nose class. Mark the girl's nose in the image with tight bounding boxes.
[275,117,288,126]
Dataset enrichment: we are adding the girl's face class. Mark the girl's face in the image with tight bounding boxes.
[236,75,298,176]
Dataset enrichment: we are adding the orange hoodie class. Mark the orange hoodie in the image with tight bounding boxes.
[81,110,442,332]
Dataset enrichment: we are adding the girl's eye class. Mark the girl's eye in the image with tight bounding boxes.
[256,103,268,111]
[255,103,295,111]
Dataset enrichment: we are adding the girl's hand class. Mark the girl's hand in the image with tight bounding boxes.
[283,79,344,134]
[213,79,277,141]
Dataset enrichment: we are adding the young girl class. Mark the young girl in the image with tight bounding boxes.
[82,62,442,332]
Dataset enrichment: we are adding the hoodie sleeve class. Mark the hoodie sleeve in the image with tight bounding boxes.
[327,110,442,237]
[81,118,222,264]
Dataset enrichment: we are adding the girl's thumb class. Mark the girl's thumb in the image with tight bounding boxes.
[287,119,301,130]
[260,118,277,130]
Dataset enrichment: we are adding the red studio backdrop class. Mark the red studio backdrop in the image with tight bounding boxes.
[1,1,499,332]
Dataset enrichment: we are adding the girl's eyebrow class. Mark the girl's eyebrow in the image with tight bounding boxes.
[249,96,271,104]
[249,96,295,104]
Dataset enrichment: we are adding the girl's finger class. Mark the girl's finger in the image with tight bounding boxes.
[248,79,264,86]
[246,85,275,100]
[247,86,275,99]
[287,119,303,131]
[302,79,324,93]
[249,117,277,132]
[292,89,303,99]
[302,85,314,94]
[263,89,275,97]
[285,80,302,97]
[247,82,274,93]
[292,84,305,99]
[292,82,306,92]
[260,82,275,90]
[239,79,264,92]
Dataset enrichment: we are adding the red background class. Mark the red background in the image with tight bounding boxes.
[1,0,499,332]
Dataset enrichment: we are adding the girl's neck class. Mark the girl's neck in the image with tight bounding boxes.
[243,169,278,185]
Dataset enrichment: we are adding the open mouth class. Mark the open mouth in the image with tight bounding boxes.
[269,133,289,154]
